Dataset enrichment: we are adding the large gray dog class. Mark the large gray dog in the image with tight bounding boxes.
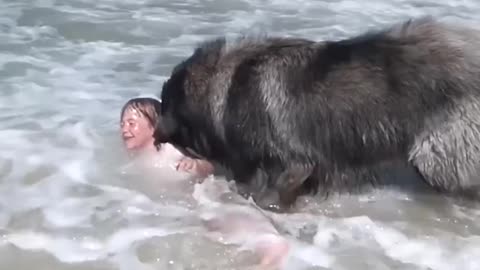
[155,17,480,212]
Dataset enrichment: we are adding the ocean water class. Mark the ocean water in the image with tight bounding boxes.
[1,0,480,269]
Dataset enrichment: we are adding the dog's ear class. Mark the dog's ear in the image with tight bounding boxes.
[191,37,225,69]
[153,116,173,147]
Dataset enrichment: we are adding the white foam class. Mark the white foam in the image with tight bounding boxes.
[309,214,480,270]
[4,227,181,263]
[43,197,95,228]
[2,1,480,269]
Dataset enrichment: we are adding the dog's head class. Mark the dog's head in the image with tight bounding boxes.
[154,39,225,160]
[154,66,196,157]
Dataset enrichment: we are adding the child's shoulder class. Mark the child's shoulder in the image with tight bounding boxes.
[158,143,185,159]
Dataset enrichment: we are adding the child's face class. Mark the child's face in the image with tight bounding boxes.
[120,107,155,151]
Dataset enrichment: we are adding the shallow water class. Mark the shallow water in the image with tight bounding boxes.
[1,0,480,269]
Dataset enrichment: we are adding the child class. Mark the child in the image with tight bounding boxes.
[119,97,290,269]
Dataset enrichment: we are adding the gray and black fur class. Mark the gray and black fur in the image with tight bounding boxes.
[155,17,480,211]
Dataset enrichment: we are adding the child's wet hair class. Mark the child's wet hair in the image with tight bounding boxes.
[120,97,162,127]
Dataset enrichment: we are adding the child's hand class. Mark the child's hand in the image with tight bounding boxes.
[176,157,214,177]
[176,157,197,173]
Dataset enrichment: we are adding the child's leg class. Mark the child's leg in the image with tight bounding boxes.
[202,210,290,269]
[254,234,290,269]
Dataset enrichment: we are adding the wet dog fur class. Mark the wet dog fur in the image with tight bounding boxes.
[155,17,480,211]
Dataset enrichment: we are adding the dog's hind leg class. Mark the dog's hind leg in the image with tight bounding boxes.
[409,102,480,199]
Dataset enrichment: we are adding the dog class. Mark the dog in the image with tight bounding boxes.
[155,16,480,212]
